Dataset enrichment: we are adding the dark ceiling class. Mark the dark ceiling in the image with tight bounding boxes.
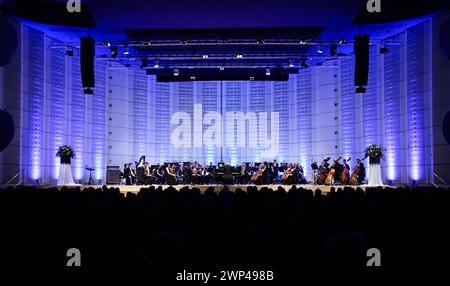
[2,0,448,79]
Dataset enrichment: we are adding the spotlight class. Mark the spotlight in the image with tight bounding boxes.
[288,59,295,67]
[300,58,308,68]
[236,54,243,59]
[380,47,389,54]
[219,39,228,44]
[173,69,179,76]
[356,86,366,93]
[266,68,271,76]
[338,39,347,44]
[142,41,151,46]
[202,54,209,59]
[180,40,188,44]
[330,45,337,56]
[153,60,159,68]
[249,76,255,81]
[140,58,148,69]
[110,47,118,58]
[257,39,265,44]
[84,88,93,94]
[66,49,74,56]
[317,44,323,54]
[219,66,225,71]
[103,41,111,46]
[123,45,129,55]
[190,76,196,80]
[299,39,308,45]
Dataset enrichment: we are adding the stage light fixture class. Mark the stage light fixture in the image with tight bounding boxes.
[236,54,243,59]
[338,39,347,44]
[142,41,151,46]
[103,41,111,46]
[289,60,295,67]
[180,40,188,44]
[140,58,148,69]
[257,39,265,44]
[173,69,179,76]
[266,68,271,76]
[153,60,160,68]
[356,86,366,93]
[249,76,255,80]
[219,39,228,44]
[380,47,389,54]
[219,66,225,71]
[123,45,129,55]
[202,54,209,59]
[330,45,337,56]
[84,87,93,94]
[110,47,118,58]
[318,44,323,54]
[190,76,196,80]
[301,58,308,68]
[299,39,308,45]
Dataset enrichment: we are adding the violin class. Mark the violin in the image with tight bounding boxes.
[325,156,341,185]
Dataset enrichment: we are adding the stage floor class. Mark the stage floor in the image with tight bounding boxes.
[62,184,381,194]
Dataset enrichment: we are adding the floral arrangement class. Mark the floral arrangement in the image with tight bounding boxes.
[56,145,75,159]
[365,144,385,162]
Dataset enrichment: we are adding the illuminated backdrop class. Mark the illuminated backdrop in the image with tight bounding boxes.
[15,21,433,185]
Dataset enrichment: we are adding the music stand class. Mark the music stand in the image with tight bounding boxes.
[86,166,95,185]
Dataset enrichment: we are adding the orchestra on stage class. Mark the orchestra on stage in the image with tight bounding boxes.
[122,156,366,186]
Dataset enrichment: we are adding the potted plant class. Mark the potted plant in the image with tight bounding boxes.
[365,144,385,164]
[56,145,75,164]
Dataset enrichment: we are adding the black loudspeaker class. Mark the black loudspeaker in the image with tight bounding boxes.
[80,37,95,88]
[0,14,18,67]
[106,169,121,184]
[354,34,369,87]
[439,17,450,61]
[443,111,450,145]
[0,109,15,152]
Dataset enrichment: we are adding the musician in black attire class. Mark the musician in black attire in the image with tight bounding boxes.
[124,163,133,185]
[268,163,277,184]
[237,163,250,184]
[332,159,343,184]
[356,159,366,184]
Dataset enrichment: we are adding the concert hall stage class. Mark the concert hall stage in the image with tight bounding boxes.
[56,184,380,194]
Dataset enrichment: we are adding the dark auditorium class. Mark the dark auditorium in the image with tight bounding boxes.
[0,0,449,280]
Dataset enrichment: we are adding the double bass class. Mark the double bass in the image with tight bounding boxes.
[317,157,330,184]
[341,157,351,185]
[348,160,361,185]
[325,156,341,185]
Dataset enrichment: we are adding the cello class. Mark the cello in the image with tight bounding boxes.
[251,164,266,183]
[348,160,361,185]
[325,156,341,185]
[341,157,351,185]
[281,169,293,182]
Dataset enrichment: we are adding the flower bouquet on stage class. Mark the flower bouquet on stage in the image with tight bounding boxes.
[365,144,385,186]
[56,145,76,186]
